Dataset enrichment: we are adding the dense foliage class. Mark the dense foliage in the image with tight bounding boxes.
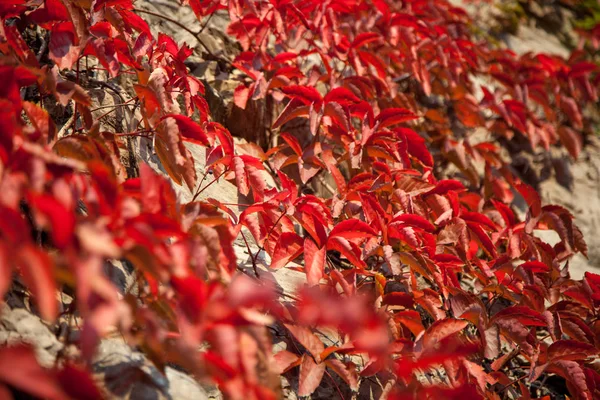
[0,0,599,398]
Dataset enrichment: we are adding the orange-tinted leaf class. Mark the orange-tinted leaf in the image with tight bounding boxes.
[325,359,358,391]
[422,318,468,351]
[329,218,377,240]
[233,155,250,196]
[557,126,583,160]
[270,232,303,270]
[16,245,58,321]
[23,101,56,142]
[273,350,301,374]
[298,355,325,397]
[304,237,326,286]
[284,324,325,361]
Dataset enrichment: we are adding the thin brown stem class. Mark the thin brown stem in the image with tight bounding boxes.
[133,8,232,65]
[241,231,260,278]
[191,169,227,202]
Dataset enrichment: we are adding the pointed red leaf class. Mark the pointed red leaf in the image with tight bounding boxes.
[375,108,417,129]
[324,359,359,391]
[298,356,325,397]
[326,236,366,269]
[270,232,303,270]
[163,114,210,146]
[0,345,68,400]
[328,218,377,240]
[422,318,469,351]
[16,245,58,322]
[281,85,322,105]
[284,324,325,360]
[304,237,326,286]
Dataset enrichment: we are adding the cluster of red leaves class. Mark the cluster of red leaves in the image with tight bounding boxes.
[0,0,599,399]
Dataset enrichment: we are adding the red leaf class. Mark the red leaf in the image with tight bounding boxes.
[351,32,381,49]
[298,355,325,397]
[304,237,326,286]
[569,61,598,78]
[284,324,325,360]
[460,211,497,231]
[323,87,361,105]
[324,359,359,391]
[491,306,547,327]
[391,213,435,232]
[234,84,251,110]
[328,218,377,240]
[520,260,550,273]
[466,221,497,258]
[321,148,347,195]
[29,194,75,249]
[16,245,58,321]
[382,292,414,308]
[272,98,310,129]
[0,345,68,400]
[557,126,583,160]
[326,236,366,269]
[397,310,425,336]
[163,114,210,146]
[171,275,207,324]
[516,182,542,218]
[358,51,387,79]
[23,101,56,142]
[232,155,250,196]
[422,318,469,351]
[270,232,303,270]
[425,179,465,197]
[548,340,599,362]
[547,360,591,400]
[375,108,418,129]
[273,350,301,374]
[49,22,79,70]
[281,85,323,105]
[280,132,303,156]
[0,244,9,300]
[56,364,103,400]
[396,128,433,167]
[277,170,298,204]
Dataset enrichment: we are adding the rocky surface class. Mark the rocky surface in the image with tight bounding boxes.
[2,1,600,399]
[94,339,219,400]
[451,0,600,279]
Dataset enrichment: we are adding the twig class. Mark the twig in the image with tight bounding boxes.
[36,31,49,62]
[133,8,232,66]
[497,374,527,393]
[198,13,214,35]
[241,231,260,278]
[57,111,76,139]
[317,173,336,196]
[191,169,227,202]
[90,101,137,112]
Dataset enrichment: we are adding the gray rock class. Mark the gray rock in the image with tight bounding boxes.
[93,338,216,400]
[0,305,64,368]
